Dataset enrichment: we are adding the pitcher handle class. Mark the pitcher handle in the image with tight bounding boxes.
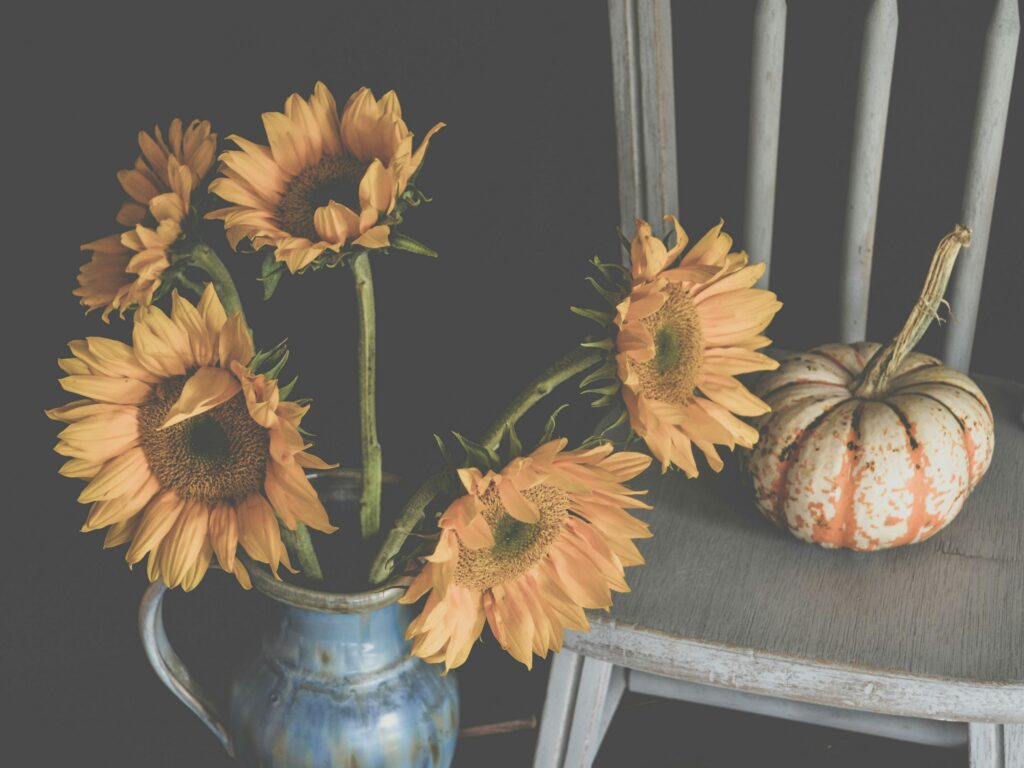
[138,580,234,757]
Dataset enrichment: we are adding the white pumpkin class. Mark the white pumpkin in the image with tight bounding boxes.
[745,225,995,551]
[747,341,994,550]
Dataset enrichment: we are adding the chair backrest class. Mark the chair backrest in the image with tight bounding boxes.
[608,0,1020,373]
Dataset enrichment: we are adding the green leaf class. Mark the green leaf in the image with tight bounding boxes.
[570,306,613,326]
[591,255,630,283]
[402,184,433,207]
[453,432,500,472]
[582,382,620,397]
[278,375,299,400]
[505,422,523,459]
[264,348,290,380]
[579,434,610,450]
[597,405,630,437]
[390,232,438,258]
[539,404,570,445]
[579,363,616,389]
[433,434,457,473]
[584,276,624,307]
[616,228,632,253]
[250,338,288,373]
[580,337,614,351]
[259,254,287,300]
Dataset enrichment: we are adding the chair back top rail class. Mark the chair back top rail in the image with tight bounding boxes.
[608,0,1020,372]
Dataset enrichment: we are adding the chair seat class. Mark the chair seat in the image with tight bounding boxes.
[565,374,1024,723]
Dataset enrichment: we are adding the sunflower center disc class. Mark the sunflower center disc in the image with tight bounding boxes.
[277,154,367,242]
[454,484,570,591]
[635,283,704,403]
[138,376,269,503]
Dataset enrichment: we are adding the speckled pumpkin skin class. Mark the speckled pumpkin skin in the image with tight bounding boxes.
[747,341,994,551]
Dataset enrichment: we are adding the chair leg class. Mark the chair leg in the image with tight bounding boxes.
[534,650,584,768]
[969,723,1024,768]
[562,657,626,768]
[1004,725,1024,768]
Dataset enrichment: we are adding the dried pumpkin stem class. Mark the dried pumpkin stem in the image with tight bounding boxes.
[853,225,971,398]
[351,251,383,540]
[367,346,604,585]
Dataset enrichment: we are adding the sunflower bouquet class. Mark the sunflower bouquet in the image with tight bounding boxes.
[50,82,781,674]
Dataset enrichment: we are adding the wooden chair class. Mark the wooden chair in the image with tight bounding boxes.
[533,1,1022,766]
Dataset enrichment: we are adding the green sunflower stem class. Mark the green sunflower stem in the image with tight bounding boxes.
[351,252,383,540]
[367,346,604,585]
[476,347,604,449]
[280,522,324,582]
[189,243,247,324]
[189,244,327,582]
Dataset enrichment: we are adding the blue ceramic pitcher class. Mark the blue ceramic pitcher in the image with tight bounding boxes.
[139,471,460,767]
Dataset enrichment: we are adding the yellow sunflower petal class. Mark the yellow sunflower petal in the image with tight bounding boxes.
[218,314,254,371]
[60,374,152,404]
[313,201,360,245]
[237,494,289,577]
[208,502,240,572]
[353,225,390,249]
[156,500,210,589]
[127,492,185,565]
[161,367,241,428]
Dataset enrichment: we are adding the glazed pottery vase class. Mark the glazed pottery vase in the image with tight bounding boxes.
[139,471,460,767]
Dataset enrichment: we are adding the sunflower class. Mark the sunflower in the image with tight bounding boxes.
[207,82,444,273]
[116,118,216,227]
[75,158,194,321]
[48,284,336,591]
[611,216,782,476]
[400,439,652,671]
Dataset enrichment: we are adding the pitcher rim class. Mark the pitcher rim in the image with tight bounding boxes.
[243,468,406,614]
[243,559,405,613]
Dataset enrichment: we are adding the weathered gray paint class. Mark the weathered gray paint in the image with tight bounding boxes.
[969,722,1024,768]
[608,0,678,243]
[533,650,583,768]
[1007,725,1024,768]
[628,672,968,747]
[743,0,787,290]
[944,0,1020,373]
[562,657,625,768]
[541,376,1022,763]
[548,3,1024,764]
[568,376,1022,714]
[838,0,899,342]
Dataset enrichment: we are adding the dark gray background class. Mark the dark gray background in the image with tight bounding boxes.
[6,1,1021,766]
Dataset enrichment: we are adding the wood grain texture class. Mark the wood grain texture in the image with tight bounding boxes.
[563,657,625,768]
[608,0,678,240]
[744,0,787,290]
[533,650,583,768]
[838,0,899,343]
[566,375,1023,722]
[628,671,968,747]
[1006,724,1024,768]
[970,722,1008,767]
[944,0,1021,373]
